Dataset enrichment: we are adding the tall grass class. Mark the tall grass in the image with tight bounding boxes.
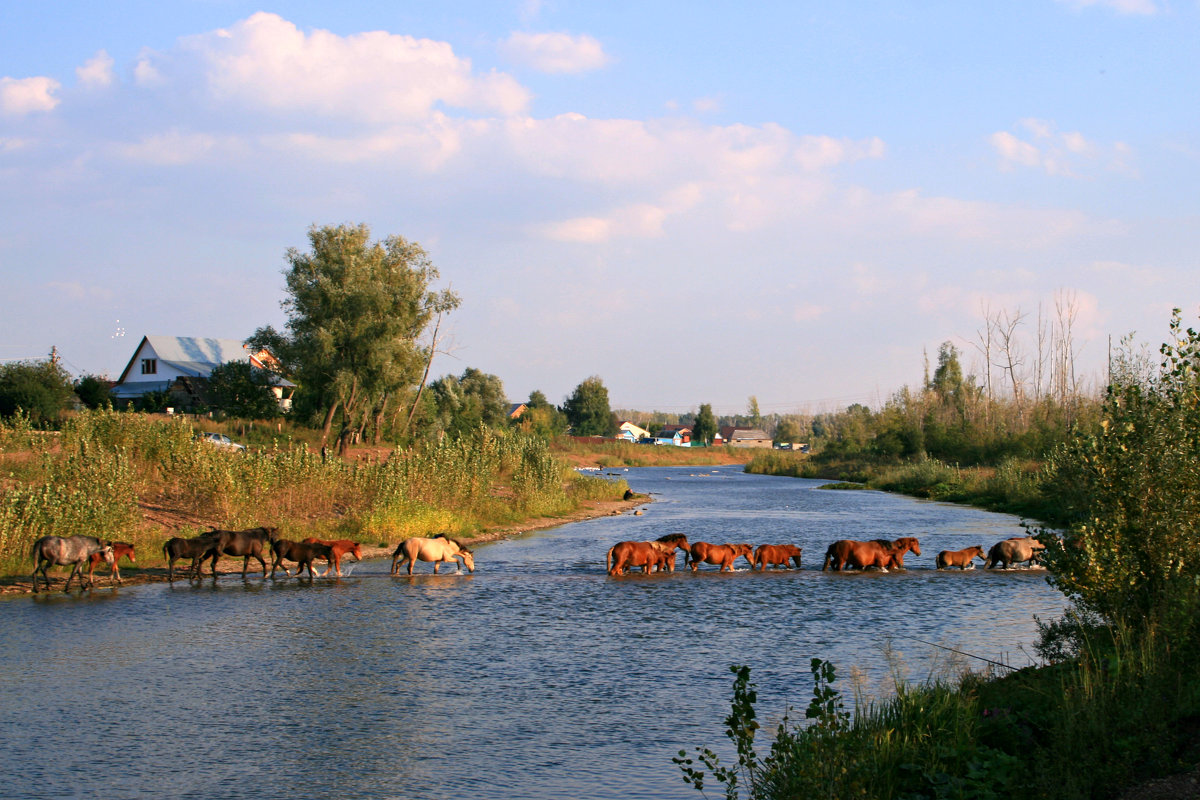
[0,410,627,573]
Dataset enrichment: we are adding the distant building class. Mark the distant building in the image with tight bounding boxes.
[508,402,529,420]
[616,421,653,442]
[719,426,772,448]
[112,335,294,411]
[653,427,692,446]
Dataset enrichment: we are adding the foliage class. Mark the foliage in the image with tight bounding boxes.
[73,374,113,410]
[1039,309,1200,633]
[561,375,617,436]
[0,360,75,424]
[428,368,509,439]
[249,223,460,449]
[693,403,718,446]
[206,360,280,420]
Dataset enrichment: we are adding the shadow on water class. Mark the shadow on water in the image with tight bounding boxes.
[0,467,1065,800]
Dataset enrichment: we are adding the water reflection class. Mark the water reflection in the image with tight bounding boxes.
[0,467,1065,800]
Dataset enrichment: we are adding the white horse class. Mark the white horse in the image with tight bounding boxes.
[390,535,475,576]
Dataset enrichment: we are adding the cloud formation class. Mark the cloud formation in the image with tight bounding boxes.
[500,31,609,73]
[0,76,60,114]
[989,119,1134,177]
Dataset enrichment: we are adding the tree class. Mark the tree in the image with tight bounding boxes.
[249,223,459,451]
[428,368,508,438]
[0,360,74,424]
[747,396,763,429]
[73,375,112,410]
[1041,310,1200,634]
[693,403,718,446]
[520,389,568,439]
[206,361,280,420]
[561,376,616,436]
[774,417,803,446]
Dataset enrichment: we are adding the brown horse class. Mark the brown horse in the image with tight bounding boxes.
[936,545,985,570]
[88,541,135,585]
[688,542,754,572]
[163,532,221,580]
[391,535,475,576]
[652,533,690,572]
[606,540,675,576]
[201,526,278,578]
[985,537,1045,569]
[31,535,113,593]
[754,544,803,570]
[870,537,922,568]
[270,538,334,579]
[823,539,906,572]
[301,538,362,577]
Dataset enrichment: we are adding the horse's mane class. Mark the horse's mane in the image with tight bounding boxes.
[655,533,688,545]
[434,534,467,550]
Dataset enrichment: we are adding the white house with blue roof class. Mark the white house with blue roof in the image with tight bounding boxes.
[112,335,294,410]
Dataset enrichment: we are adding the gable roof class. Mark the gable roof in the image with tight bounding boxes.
[116,336,281,384]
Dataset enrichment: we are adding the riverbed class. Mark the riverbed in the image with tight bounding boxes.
[0,467,1065,800]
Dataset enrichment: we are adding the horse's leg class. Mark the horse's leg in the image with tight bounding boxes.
[434,559,441,574]
[63,562,80,593]
[32,557,44,593]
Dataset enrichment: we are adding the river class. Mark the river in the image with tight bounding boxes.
[0,467,1065,799]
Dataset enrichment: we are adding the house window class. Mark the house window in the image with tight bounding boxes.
[141,358,157,375]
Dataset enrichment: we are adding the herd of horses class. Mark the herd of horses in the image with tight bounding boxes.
[30,526,1045,593]
[604,533,1047,576]
[29,529,476,593]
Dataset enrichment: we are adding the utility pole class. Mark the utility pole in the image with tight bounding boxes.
[49,346,60,366]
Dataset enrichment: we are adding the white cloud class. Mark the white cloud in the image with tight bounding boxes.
[0,76,60,114]
[990,120,1133,177]
[48,281,114,302]
[76,50,115,89]
[159,12,529,121]
[1057,0,1158,14]
[112,130,221,165]
[500,31,609,74]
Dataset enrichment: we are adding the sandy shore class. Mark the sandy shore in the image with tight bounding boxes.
[1,495,649,596]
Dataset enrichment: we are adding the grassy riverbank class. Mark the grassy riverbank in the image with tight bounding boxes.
[0,409,631,582]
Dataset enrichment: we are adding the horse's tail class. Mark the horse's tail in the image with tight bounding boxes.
[605,546,614,575]
[822,545,834,571]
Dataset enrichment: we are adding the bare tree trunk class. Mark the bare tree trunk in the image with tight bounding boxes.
[399,312,446,440]
[995,306,1028,413]
[320,400,340,445]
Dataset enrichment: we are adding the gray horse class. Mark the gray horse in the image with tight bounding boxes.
[32,535,113,593]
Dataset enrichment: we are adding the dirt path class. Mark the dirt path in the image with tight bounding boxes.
[1,495,650,596]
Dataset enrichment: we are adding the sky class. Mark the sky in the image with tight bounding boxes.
[2,1,1197,416]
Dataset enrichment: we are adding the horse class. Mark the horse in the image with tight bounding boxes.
[301,538,362,577]
[391,535,475,576]
[31,535,113,593]
[870,537,922,569]
[201,526,278,578]
[270,539,334,579]
[88,541,135,585]
[936,545,985,570]
[822,539,905,572]
[754,544,803,570]
[606,540,676,576]
[688,542,754,572]
[163,532,222,580]
[652,533,690,572]
[985,537,1045,570]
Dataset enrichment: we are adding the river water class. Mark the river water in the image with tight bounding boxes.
[0,468,1065,800]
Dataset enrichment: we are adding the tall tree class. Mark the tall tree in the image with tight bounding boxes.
[693,403,718,445]
[429,368,509,438]
[562,376,616,436]
[0,360,75,424]
[249,223,459,451]
[206,361,280,420]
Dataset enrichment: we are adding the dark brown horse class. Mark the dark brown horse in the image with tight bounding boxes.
[936,545,985,570]
[201,526,278,578]
[870,537,921,569]
[301,538,362,577]
[652,533,690,572]
[688,542,754,572]
[270,538,334,579]
[163,532,221,580]
[88,541,135,585]
[31,535,113,593]
[823,539,908,572]
[753,544,803,570]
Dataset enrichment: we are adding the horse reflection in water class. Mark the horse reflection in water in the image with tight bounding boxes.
[391,535,475,576]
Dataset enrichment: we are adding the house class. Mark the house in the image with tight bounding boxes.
[508,403,528,420]
[616,421,653,442]
[719,426,773,448]
[111,335,295,411]
[653,426,692,446]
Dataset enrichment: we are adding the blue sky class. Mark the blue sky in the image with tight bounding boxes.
[2,1,1197,415]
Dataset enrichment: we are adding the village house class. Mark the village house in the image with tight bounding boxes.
[719,426,773,448]
[111,335,294,411]
[616,420,653,442]
[653,425,692,446]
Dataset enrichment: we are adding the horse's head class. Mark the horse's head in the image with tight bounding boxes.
[350,543,363,561]
[263,527,281,542]
[101,545,115,565]
[458,547,475,573]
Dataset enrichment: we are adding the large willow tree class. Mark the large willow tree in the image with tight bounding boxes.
[251,223,459,450]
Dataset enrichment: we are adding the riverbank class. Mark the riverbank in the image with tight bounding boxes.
[1,493,650,596]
